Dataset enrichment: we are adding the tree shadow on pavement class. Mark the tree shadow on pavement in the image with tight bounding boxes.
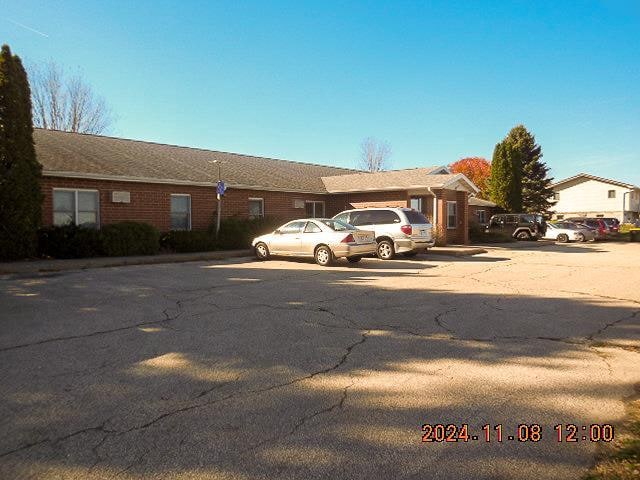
[0,259,639,480]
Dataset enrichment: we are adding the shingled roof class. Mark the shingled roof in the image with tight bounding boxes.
[34,129,356,194]
[321,168,479,194]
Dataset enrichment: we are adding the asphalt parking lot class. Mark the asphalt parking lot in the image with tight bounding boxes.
[1,242,639,479]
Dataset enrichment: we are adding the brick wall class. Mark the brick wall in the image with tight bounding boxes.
[433,189,469,245]
[42,177,470,245]
[42,177,342,231]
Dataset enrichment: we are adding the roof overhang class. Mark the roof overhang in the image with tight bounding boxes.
[42,171,329,195]
[552,173,638,190]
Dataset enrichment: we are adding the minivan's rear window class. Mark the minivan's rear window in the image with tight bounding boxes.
[404,210,429,224]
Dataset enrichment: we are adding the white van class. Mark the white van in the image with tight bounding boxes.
[333,207,435,259]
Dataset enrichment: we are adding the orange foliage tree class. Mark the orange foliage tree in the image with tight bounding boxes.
[449,157,491,199]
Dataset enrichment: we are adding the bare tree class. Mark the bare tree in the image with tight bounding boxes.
[28,62,113,134]
[359,137,391,172]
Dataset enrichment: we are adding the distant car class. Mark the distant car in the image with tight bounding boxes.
[543,222,594,243]
[485,213,547,240]
[252,218,376,266]
[600,217,620,234]
[566,218,608,240]
[332,207,435,260]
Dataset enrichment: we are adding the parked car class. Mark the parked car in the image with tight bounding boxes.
[252,218,376,266]
[566,218,608,240]
[600,217,620,234]
[332,207,435,260]
[543,222,594,243]
[485,213,547,240]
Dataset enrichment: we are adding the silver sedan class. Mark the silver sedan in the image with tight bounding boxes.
[544,222,595,243]
[252,218,376,266]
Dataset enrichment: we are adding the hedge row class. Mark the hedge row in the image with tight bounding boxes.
[38,222,161,259]
[37,217,284,259]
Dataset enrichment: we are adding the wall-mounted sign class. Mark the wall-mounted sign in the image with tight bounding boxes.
[111,191,131,203]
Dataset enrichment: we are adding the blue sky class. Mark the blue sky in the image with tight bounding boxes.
[4,0,640,184]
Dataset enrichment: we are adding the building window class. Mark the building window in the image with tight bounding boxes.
[170,194,191,230]
[607,190,616,198]
[553,192,560,200]
[410,197,423,212]
[447,201,457,229]
[248,198,264,218]
[476,209,486,224]
[305,201,325,218]
[53,189,99,228]
[556,214,564,220]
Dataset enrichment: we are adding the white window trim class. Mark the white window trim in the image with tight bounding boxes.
[248,197,265,217]
[170,194,192,231]
[446,201,457,229]
[53,188,100,227]
[305,200,325,218]
[607,190,616,199]
[476,209,486,223]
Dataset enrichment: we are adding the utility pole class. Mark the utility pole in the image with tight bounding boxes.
[210,160,223,237]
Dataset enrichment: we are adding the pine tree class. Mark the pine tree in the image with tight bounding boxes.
[504,125,554,214]
[0,44,43,259]
[489,141,522,212]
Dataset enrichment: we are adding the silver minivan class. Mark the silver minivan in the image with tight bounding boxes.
[333,208,435,259]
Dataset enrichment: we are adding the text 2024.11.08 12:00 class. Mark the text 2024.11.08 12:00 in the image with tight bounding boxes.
[421,423,614,443]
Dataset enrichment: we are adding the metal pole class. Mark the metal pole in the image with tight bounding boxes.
[216,163,222,237]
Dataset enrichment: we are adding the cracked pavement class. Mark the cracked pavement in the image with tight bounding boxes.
[1,241,639,479]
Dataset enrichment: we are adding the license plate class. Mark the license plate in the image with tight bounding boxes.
[356,234,371,243]
[419,230,427,236]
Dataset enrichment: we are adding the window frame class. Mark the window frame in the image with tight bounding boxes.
[607,190,616,199]
[305,200,325,218]
[476,209,486,224]
[446,201,457,229]
[170,193,192,231]
[553,192,560,200]
[248,197,264,219]
[410,197,423,212]
[53,188,100,228]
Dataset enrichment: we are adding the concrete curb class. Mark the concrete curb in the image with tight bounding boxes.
[427,247,488,257]
[0,249,254,275]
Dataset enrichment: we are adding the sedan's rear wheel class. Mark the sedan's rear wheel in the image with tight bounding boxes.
[255,242,270,260]
[557,233,569,243]
[576,233,586,243]
[315,245,333,266]
[377,240,395,260]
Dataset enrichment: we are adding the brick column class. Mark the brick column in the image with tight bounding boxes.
[433,189,447,246]
[456,190,469,245]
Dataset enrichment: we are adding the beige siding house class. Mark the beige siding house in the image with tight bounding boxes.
[551,173,640,222]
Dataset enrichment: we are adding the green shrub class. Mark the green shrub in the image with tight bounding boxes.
[468,219,485,242]
[213,216,282,250]
[100,222,160,256]
[37,225,103,259]
[160,230,218,253]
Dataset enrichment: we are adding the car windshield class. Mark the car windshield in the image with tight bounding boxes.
[556,222,577,229]
[320,219,353,231]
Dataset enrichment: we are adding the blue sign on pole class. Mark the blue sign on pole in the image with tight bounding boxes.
[216,181,226,196]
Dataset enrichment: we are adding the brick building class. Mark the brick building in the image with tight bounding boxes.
[35,129,479,245]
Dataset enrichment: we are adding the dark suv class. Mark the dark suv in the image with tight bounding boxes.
[486,213,547,240]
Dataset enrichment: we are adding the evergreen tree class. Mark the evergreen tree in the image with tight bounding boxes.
[504,125,554,214]
[0,44,43,259]
[489,141,523,212]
